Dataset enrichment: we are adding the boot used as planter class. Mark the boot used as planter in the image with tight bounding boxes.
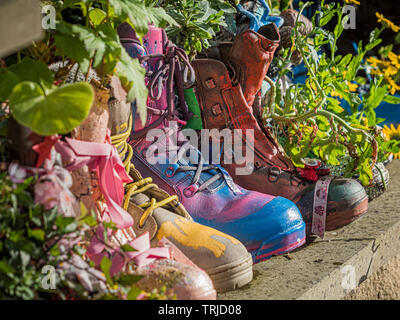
[67,80,110,215]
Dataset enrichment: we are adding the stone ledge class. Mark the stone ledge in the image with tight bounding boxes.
[218,160,400,300]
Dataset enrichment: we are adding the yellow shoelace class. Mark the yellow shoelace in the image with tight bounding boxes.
[111,116,178,228]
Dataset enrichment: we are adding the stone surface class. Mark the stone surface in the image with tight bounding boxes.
[344,253,400,300]
[218,160,400,300]
[0,0,43,57]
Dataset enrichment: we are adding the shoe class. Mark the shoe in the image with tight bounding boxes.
[87,226,217,300]
[117,22,306,263]
[192,53,368,238]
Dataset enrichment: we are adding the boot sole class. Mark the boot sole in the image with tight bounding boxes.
[205,252,253,293]
[250,222,306,264]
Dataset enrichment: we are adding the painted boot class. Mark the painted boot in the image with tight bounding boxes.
[236,0,284,34]
[192,57,369,237]
[117,23,306,263]
[203,23,280,108]
[87,225,216,300]
[108,75,253,292]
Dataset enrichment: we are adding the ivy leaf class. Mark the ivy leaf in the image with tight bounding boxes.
[9,81,93,136]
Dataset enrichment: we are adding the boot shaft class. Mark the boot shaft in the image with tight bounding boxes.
[226,24,280,107]
[192,58,291,171]
[118,23,168,133]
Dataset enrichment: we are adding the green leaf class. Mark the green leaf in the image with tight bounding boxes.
[8,58,54,85]
[109,0,177,35]
[365,39,382,52]
[120,244,137,252]
[116,49,148,124]
[9,81,93,136]
[55,216,78,233]
[50,244,61,256]
[345,54,364,81]
[27,228,45,242]
[0,69,19,102]
[0,260,15,274]
[127,286,142,300]
[54,22,92,73]
[383,94,400,104]
[100,256,113,286]
[89,8,107,27]
[115,274,142,286]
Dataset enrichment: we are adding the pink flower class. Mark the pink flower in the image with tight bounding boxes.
[8,163,27,184]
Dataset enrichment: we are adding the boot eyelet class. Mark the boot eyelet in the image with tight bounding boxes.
[165,164,179,178]
[268,167,281,182]
[183,184,199,198]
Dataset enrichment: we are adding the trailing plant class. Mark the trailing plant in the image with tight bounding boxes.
[263,0,400,185]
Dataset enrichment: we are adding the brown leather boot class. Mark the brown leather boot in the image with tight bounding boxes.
[192,58,368,237]
[217,23,280,108]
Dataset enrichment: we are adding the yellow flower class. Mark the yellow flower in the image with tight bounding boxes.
[344,0,360,5]
[366,56,382,68]
[370,69,383,76]
[384,65,399,78]
[330,88,343,99]
[376,12,400,33]
[388,51,400,68]
[386,76,400,95]
[346,81,358,92]
[382,124,400,159]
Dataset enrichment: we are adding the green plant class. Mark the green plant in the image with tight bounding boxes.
[0,171,86,299]
[0,170,171,300]
[0,0,177,134]
[263,0,400,185]
[164,0,235,60]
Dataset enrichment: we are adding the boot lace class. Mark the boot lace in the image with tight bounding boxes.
[111,117,179,228]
